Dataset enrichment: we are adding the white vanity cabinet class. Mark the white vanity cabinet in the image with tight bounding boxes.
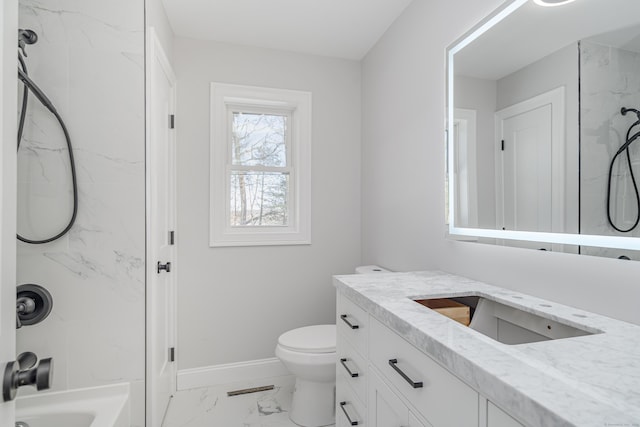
[337,292,526,427]
[336,294,370,426]
[336,293,478,427]
[369,368,429,427]
[369,316,478,427]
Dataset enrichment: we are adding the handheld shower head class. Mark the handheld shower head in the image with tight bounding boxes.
[621,107,640,120]
[18,29,38,45]
[18,29,37,57]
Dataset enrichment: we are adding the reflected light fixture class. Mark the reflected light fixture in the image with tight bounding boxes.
[533,0,577,6]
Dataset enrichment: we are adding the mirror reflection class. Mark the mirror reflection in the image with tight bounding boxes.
[449,0,640,258]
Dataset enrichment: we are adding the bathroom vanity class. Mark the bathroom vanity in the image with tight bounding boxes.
[334,271,640,427]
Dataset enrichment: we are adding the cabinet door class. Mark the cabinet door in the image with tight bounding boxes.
[337,373,366,427]
[487,402,524,427]
[369,369,409,427]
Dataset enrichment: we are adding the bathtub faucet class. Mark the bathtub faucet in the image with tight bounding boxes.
[2,352,53,402]
[16,422,30,427]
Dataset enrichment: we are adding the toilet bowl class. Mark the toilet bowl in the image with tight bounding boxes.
[275,324,336,427]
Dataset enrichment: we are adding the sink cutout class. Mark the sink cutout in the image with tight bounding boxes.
[414,295,600,345]
[415,298,470,326]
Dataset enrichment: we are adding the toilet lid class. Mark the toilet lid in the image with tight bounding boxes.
[278,325,336,353]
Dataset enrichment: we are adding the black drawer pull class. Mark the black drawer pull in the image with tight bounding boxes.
[339,401,359,426]
[340,358,359,378]
[389,358,423,388]
[340,314,359,329]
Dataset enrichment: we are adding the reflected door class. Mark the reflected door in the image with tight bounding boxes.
[498,104,552,250]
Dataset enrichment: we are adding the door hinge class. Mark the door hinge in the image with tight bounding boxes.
[169,347,175,362]
[169,230,175,245]
[157,261,171,273]
[501,139,505,151]
[169,114,175,129]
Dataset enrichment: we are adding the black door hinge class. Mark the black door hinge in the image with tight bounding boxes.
[169,114,175,129]
[169,347,175,362]
[169,231,175,245]
[501,139,505,151]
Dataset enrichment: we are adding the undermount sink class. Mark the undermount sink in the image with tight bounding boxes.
[414,296,600,345]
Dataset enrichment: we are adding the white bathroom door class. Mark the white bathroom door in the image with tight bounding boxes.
[0,0,18,423]
[146,28,177,427]
[500,104,553,235]
[495,88,565,251]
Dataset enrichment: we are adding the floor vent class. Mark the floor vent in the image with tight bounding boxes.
[227,385,274,397]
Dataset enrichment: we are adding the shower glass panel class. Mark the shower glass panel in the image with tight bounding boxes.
[580,30,640,260]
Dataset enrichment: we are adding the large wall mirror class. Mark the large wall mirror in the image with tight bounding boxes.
[447,0,640,259]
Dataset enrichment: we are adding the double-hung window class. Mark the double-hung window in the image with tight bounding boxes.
[210,83,311,246]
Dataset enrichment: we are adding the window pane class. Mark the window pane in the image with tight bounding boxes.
[232,112,287,167]
[230,171,289,226]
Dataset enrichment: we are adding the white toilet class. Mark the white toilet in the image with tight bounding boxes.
[275,266,389,427]
[275,324,336,427]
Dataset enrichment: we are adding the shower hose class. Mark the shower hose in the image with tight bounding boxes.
[17,51,78,244]
[606,107,640,233]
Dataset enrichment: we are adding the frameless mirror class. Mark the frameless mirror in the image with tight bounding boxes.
[447,0,640,258]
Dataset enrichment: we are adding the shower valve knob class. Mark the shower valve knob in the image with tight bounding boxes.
[3,354,53,402]
[157,262,171,273]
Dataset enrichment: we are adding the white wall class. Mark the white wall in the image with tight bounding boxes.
[147,0,174,61]
[174,38,362,369]
[17,1,145,424]
[362,0,640,325]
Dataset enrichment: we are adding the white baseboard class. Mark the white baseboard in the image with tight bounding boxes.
[177,357,290,391]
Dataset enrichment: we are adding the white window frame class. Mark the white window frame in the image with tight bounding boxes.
[210,83,311,247]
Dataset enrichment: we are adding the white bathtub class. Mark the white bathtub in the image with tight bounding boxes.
[16,383,130,427]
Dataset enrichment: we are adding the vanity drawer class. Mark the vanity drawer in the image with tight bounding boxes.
[337,373,367,427]
[337,293,369,357]
[369,317,478,427]
[337,331,368,403]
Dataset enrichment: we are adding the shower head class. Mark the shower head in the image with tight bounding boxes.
[18,29,37,57]
[18,29,38,45]
[621,107,640,120]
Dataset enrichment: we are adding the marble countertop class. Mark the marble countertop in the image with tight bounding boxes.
[334,271,640,427]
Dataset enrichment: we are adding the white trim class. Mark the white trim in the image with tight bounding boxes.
[453,108,478,228]
[209,83,312,247]
[177,358,290,391]
[145,27,178,426]
[0,0,18,422]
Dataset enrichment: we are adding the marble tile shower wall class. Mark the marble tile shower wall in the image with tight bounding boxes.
[17,0,145,424]
[581,41,640,259]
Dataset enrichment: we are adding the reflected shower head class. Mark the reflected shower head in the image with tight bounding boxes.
[621,107,640,120]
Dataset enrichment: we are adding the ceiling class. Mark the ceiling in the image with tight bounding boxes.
[455,0,640,81]
[161,0,414,60]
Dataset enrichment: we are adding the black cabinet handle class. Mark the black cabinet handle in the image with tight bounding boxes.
[340,358,359,378]
[389,358,423,388]
[340,314,359,329]
[339,401,359,426]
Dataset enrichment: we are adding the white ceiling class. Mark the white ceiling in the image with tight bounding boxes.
[161,0,414,60]
[455,0,640,81]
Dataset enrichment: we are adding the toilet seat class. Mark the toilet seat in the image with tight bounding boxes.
[278,325,335,353]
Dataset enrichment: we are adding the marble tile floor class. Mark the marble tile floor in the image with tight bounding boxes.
[162,375,334,427]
